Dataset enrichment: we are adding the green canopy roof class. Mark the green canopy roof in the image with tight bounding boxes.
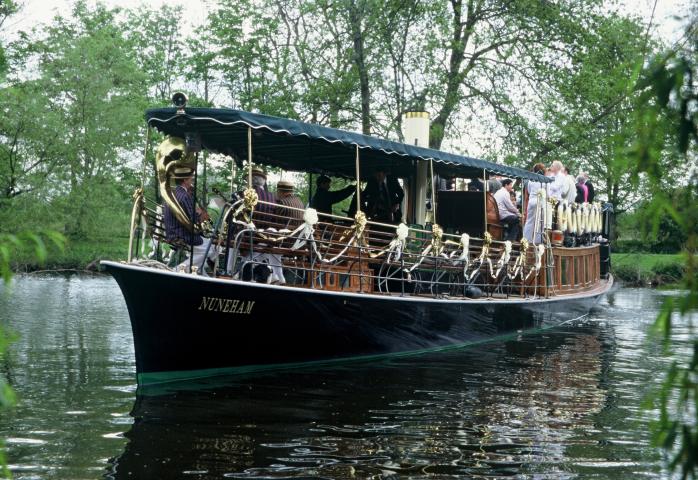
[146,107,550,182]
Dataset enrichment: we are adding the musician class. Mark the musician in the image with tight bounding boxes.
[362,167,404,224]
[163,173,217,275]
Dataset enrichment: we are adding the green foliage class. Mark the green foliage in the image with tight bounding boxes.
[0,231,65,283]
[0,0,18,81]
[1,1,148,243]
[612,253,686,286]
[616,187,696,253]
[625,14,698,478]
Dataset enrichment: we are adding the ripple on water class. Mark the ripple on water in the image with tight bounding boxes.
[2,281,695,479]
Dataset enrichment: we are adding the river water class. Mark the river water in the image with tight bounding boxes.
[0,275,692,479]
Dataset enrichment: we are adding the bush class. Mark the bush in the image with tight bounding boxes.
[613,239,648,253]
[611,253,685,286]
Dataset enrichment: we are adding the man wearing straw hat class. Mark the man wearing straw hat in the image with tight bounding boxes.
[276,179,305,226]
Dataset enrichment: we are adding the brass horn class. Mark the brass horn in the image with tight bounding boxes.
[155,136,198,232]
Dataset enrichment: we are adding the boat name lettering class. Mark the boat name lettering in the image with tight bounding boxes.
[198,296,255,314]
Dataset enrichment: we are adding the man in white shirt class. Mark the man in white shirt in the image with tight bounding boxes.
[494,179,521,241]
[561,166,577,204]
[548,160,566,201]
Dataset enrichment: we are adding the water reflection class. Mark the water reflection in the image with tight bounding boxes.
[1,278,681,479]
[108,321,627,479]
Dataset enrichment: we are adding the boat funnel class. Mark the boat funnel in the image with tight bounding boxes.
[402,112,430,225]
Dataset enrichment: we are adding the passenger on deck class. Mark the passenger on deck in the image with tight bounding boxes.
[583,172,596,202]
[363,167,404,224]
[509,189,518,207]
[575,175,588,203]
[468,176,484,191]
[494,179,521,241]
[487,178,502,193]
[249,167,277,224]
[309,175,355,216]
[548,160,565,201]
[438,174,455,191]
[163,173,218,275]
[229,168,284,284]
[275,180,305,227]
[523,163,547,244]
[561,167,577,204]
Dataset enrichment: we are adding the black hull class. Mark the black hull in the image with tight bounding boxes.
[103,261,613,385]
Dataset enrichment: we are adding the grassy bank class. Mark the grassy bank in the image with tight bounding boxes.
[11,236,129,273]
[611,253,685,286]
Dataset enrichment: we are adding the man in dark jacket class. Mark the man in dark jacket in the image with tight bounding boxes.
[310,175,355,216]
[362,168,404,224]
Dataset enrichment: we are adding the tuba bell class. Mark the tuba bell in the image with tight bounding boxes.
[155,136,202,233]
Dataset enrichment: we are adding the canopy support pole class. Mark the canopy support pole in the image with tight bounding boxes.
[190,153,200,274]
[355,144,362,293]
[129,126,152,263]
[230,158,236,196]
[247,127,254,262]
[429,159,436,223]
[483,168,487,237]
[140,126,151,191]
[247,127,253,188]
[354,145,361,211]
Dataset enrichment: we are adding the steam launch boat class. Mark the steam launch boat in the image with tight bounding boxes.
[103,96,614,386]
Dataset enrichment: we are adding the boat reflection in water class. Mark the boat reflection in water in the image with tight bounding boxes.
[107,320,619,479]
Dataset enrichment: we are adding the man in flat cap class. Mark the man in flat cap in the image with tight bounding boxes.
[276,179,305,227]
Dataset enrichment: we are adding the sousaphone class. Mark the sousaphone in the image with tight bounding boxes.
[155,136,199,232]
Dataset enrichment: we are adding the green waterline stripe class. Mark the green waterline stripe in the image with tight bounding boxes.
[137,315,586,392]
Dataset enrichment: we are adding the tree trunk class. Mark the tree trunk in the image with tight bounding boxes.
[430,0,470,149]
[348,0,371,135]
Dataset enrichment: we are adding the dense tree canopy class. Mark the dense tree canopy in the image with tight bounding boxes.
[0,0,681,241]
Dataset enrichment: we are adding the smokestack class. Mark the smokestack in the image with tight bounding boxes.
[402,112,430,225]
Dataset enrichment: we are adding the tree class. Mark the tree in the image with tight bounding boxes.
[125,5,188,103]
[627,11,698,478]
[0,0,18,80]
[501,14,655,211]
[2,1,148,239]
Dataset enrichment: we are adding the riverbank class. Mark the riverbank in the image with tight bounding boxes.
[10,237,128,273]
[611,253,685,286]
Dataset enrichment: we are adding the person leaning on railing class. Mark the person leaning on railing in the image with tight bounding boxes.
[309,175,355,216]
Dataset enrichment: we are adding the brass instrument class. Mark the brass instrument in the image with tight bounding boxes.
[155,136,208,234]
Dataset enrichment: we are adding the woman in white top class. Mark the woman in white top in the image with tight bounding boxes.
[523,163,547,244]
